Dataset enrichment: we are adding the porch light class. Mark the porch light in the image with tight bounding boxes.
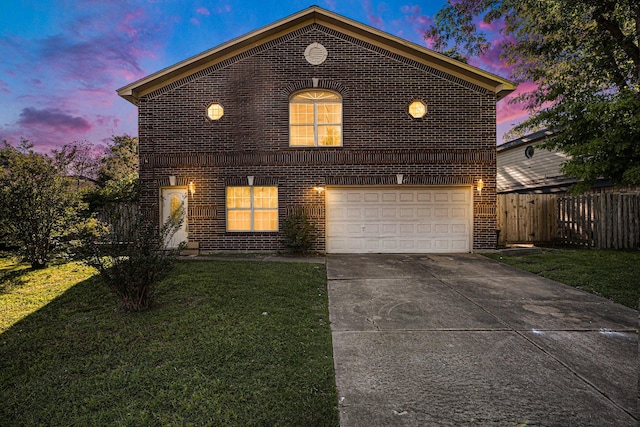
[247,176,254,186]
[477,178,484,194]
[314,186,325,194]
[396,174,404,185]
[188,181,195,196]
[169,175,177,186]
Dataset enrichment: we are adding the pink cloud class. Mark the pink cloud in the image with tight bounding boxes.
[398,4,433,45]
[468,38,512,78]
[495,81,538,142]
[18,108,92,132]
[478,19,504,33]
[363,0,385,30]
[190,18,200,26]
[196,7,210,16]
[0,79,9,95]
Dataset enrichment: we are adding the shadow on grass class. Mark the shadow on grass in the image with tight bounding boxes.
[0,262,32,293]
[0,260,339,426]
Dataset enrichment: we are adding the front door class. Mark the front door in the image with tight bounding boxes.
[161,188,188,248]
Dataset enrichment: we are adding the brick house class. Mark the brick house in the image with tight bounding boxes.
[117,6,515,254]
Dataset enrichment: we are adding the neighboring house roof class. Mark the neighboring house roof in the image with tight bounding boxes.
[497,129,558,151]
[117,6,516,105]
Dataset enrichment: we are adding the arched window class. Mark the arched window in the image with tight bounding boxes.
[289,90,342,147]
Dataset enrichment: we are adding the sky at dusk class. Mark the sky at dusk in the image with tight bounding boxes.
[0,0,530,153]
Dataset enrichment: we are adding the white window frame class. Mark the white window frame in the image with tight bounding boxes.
[289,90,342,147]
[226,186,278,232]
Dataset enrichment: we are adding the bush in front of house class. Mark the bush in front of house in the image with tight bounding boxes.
[281,207,317,255]
[77,207,184,311]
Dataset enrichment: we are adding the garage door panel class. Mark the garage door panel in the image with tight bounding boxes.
[452,191,468,202]
[399,224,414,234]
[417,224,432,233]
[452,224,467,234]
[399,193,414,202]
[434,192,449,202]
[434,208,449,218]
[326,186,471,253]
[399,208,414,217]
[346,193,362,202]
[382,224,397,233]
[417,208,432,217]
[364,208,379,218]
[452,207,467,217]
[382,208,397,218]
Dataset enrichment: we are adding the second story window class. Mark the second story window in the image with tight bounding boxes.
[290,90,342,147]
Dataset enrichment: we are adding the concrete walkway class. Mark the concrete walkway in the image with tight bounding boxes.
[327,254,638,426]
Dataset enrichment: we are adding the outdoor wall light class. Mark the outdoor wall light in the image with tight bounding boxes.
[477,178,484,194]
[247,176,255,186]
[188,181,195,196]
[396,174,404,185]
[169,175,177,186]
[313,186,325,194]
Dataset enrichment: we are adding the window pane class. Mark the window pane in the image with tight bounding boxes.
[290,104,314,124]
[253,186,278,208]
[226,187,251,208]
[290,126,315,146]
[318,126,342,146]
[409,101,426,118]
[169,195,184,223]
[293,91,340,101]
[254,210,278,231]
[207,103,224,120]
[227,210,251,231]
[317,103,341,124]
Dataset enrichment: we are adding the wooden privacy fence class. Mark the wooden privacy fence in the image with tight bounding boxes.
[95,203,139,239]
[497,194,557,246]
[557,193,640,249]
[497,193,640,249]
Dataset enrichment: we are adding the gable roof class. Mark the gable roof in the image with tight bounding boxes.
[117,6,516,105]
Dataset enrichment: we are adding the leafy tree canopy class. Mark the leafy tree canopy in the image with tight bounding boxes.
[98,134,139,184]
[84,135,140,209]
[0,140,84,268]
[427,0,640,190]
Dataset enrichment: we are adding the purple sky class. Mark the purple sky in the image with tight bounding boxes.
[0,1,530,153]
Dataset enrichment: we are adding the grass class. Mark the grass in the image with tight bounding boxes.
[0,257,339,426]
[483,248,640,309]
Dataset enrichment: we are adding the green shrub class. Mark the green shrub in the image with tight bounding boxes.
[281,207,317,254]
[77,207,184,311]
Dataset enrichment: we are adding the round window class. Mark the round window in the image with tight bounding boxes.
[409,100,427,119]
[207,103,224,120]
[525,146,535,158]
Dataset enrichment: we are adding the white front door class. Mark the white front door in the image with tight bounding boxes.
[161,188,188,248]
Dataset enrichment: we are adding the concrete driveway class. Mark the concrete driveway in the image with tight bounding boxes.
[327,254,638,426]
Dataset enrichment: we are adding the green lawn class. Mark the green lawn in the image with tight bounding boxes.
[483,249,640,309]
[0,257,339,426]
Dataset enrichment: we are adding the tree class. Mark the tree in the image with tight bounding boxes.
[0,140,83,268]
[83,135,139,210]
[52,140,103,185]
[427,0,640,190]
[98,134,138,184]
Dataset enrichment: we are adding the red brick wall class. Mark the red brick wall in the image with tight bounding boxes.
[138,24,497,252]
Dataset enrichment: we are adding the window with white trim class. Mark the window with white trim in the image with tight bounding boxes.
[226,186,278,231]
[290,90,342,147]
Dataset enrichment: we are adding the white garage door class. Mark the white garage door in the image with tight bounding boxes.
[326,186,472,253]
